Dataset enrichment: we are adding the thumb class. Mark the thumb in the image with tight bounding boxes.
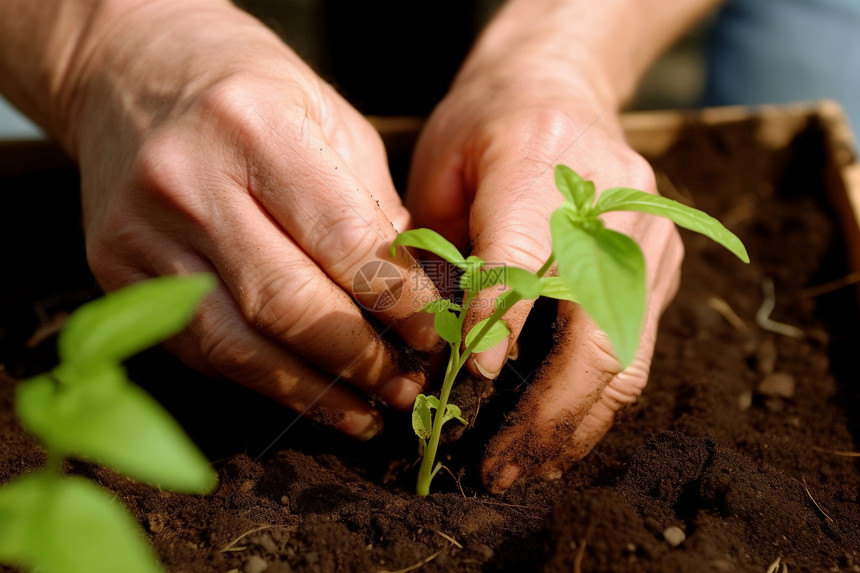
[480,299,658,494]
[463,162,561,380]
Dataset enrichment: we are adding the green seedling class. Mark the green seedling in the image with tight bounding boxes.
[0,274,218,573]
[392,165,749,496]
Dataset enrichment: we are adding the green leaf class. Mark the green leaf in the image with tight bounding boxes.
[434,309,462,345]
[555,165,595,211]
[412,395,433,441]
[16,367,217,494]
[0,472,163,573]
[458,258,491,293]
[465,317,510,354]
[538,276,579,302]
[59,274,215,373]
[502,267,542,299]
[459,264,541,301]
[390,229,466,269]
[417,299,463,344]
[550,207,646,368]
[441,403,467,426]
[594,187,750,263]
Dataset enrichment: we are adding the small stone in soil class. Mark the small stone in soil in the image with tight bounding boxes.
[244,555,269,573]
[737,390,753,410]
[757,372,796,398]
[470,544,494,560]
[663,526,686,547]
[146,512,165,534]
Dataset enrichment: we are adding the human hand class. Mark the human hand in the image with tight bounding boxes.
[406,46,684,491]
[59,1,440,439]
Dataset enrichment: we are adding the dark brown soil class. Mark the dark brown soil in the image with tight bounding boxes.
[2,111,860,573]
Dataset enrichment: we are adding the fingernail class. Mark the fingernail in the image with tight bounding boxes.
[490,463,522,493]
[474,338,509,380]
[398,310,441,352]
[378,374,424,410]
[539,466,563,481]
[356,410,383,441]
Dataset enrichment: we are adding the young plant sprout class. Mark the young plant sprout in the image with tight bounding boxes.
[0,274,217,573]
[391,165,749,496]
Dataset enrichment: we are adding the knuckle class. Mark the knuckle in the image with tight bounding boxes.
[130,133,219,235]
[244,269,392,385]
[581,325,625,379]
[310,210,382,278]
[243,269,332,347]
[603,356,650,408]
[193,73,320,155]
[133,132,192,198]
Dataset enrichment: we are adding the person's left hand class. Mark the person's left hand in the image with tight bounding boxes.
[406,54,684,492]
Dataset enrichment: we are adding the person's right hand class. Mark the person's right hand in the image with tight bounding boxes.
[55,0,440,439]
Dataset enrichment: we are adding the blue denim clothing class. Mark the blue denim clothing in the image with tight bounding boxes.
[0,95,43,139]
[704,0,860,129]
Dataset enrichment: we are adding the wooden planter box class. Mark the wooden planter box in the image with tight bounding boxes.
[622,100,860,295]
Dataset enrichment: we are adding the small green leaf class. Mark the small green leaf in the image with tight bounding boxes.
[418,297,464,345]
[538,276,579,302]
[458,259,492,293]
[441,403,467,426]
[59,274,215,373]
[460,264,503,294]
[465,317,510,353]
[412,395,434,441]
[0,472,163,573]
[390,229,466,269]
[555,165,596,211]
[459,264,541,301]
[551,207,646,368]
[434,309,462,345]
[502,267,542,300]
[594,187,749,263]
[16,367,217,494]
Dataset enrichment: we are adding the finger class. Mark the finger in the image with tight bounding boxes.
[88,242,386,440]
[480,229,683,492]
[167,281,385,441]
[407,126,559,378]
[463,157,561,379]
[182,188,428,410]
[406,126,472,250]
[326,98,412,233]
[99,142,429,409]
[234,111,440,351]
[480,303,621,492]
[532,238,683,479]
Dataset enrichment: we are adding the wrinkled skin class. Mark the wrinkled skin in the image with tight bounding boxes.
[67,2,441,440]
[36,0,685,491]
[407,61,684,491]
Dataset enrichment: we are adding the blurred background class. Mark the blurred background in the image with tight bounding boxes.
[235,0,712,114]
[0,0,711,139]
